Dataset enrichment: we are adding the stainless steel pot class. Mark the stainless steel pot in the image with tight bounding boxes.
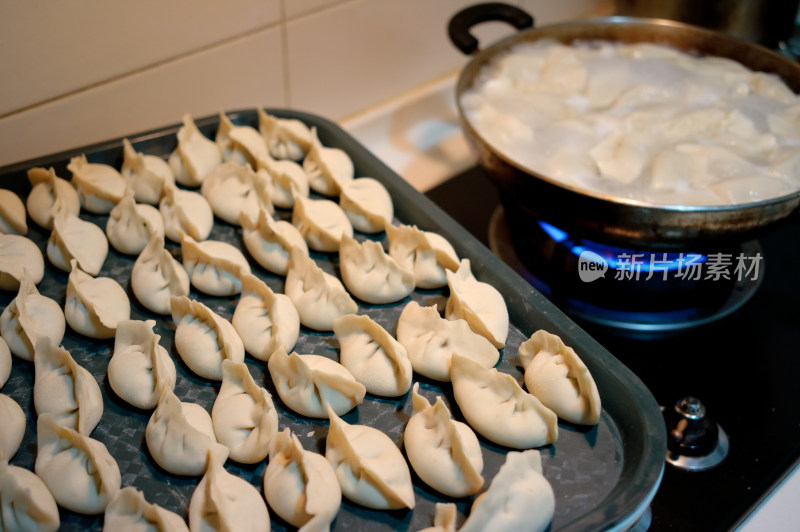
[449,3,800,250]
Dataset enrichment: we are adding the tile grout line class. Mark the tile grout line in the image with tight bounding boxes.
[280,0,292,107]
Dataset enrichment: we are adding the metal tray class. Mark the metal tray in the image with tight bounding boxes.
[0,109,665,531]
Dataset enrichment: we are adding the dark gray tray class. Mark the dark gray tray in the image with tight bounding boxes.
[0,109,665,531]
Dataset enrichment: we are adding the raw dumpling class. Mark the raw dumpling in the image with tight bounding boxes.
[241,206,309,276]
[181,233,250,296]
[303,127,353,196]
[211,360,279,464]
[216,111,270,167]
[104,486,188,532]
[171,296,245,381]
[332,313,412,397]
[451,355,557,449]
[65,260,130,339]
[26,166,80,230]
[106,189,165,255]
[0,234,44,290]
[0,275,65,361]
[325,407,415,510]
[131,234,191,315]
[0,461,60,532]
[168,114,223,187]
[35,413,121,515]
[0,394,25,461]
[67,154,126,214]
[145,387,229,476]
[284,250,358,331]
[0,337,9,389]
[292,195,353,252]
[121,138,175,205]
[232,272,300,361]
[338,234,414,304]
[0,189,27,235]
[257,155,310,209]
[160,185,214,242]
[108,319,177,410]
[46,211,108,276]
[519,330,601,425]
[263,428,341,531]
[267,348,365,418]
[258,108,313,162]
[445,259,509,348]
[339,178,393,233]
[396,301,499,382]
[405,384,483,498]
[33,337,103,435]
[459,450,554,532]
[188,450,270,532]
[419,503,458,532]
[386,224,459,289]
[201,161,274,225]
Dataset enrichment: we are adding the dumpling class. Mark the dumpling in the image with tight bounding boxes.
[263,428,341,531]
[339,177,393,233]
[121,138,175,205]
[160,185,214,242]
[303,127,353,196]
[0,275,65,361]
[67,154,126,214]
[292,195,353,252]
[451,355,557,449]
[168,114,223,187]
[35,413,121,515]
[65,260,130,339]
[232,272,300,361]
[396,301,499,382]
[419,503,458,532]
[0,337,9,389]
[106,189,165,255]
[338,234,414,305]
[0,234,44,290]
[131,234,191,315]
[332,313,412,397]
[284,249,358,331]
[170,296,245,381]
[445,259,509,348]
[267,348,365,418]
[216,111,270,168]
[325,407,415,510]
[257,155,309,209]
[0,394,25,461]
[519,330,601,425]
[108,319,177,410]
[104,486,189,532]
[201,161,274,225]
[241,206,309,276]
[26,166,80,230]
[258,107,312,162]
[180,232,251,296]
[459,450,554,532]
[405,383,483,497]
[0,189,27,235]
[145,387,229,476]
[212,360,278,464]
[0,461,60,532]
[46,211,108,276]
[187,450,270,532]
[385,224,459,289]
[33,337,103,435]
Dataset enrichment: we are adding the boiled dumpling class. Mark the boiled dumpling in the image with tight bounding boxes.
[145,387,229,476]
[332,313,412,397]
[181,232,251,296]
[445,259,508,348]
[267,348,365,418]
[121,138,175,205]
[26,166,80,230]
[339,234,414,304]
[216,111,270,168]
[131,234,191,315]
[0,275,65,361]
[519,330,601,425]
[106,189,165,255]
[232,272,300,361]
[168,114,223,187]
[0,461,60,532]
[339,177,393,233]
[257,155,310,209]
[211,360,278,464]
[67,154,126,214]
[171,296,245,381]
[65,260,130,339]
[0,234,44,290]
[200,160,274,225]
[292,195,353,252]
[451,354,557,449]
[46,211,108,276]
[103,486,189,532]
[108,319,177,410]
[0,394,25,461]
[405,383,483,497]
[325,406,415,510]
[160,185,214,242]
[241,206,309,276]
[0,189,27,235]
[0,337,9,389]
[386,224,459,289]
[303,127,353,196]
[419,503,458,532]
[258,107,313,162]
[35,413,121,515]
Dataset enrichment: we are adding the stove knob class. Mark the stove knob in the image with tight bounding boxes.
[664,396,729,471]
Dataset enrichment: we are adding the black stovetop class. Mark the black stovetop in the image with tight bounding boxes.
[426,166,800,531]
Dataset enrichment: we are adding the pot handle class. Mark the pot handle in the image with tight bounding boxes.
[448,2,534,55]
